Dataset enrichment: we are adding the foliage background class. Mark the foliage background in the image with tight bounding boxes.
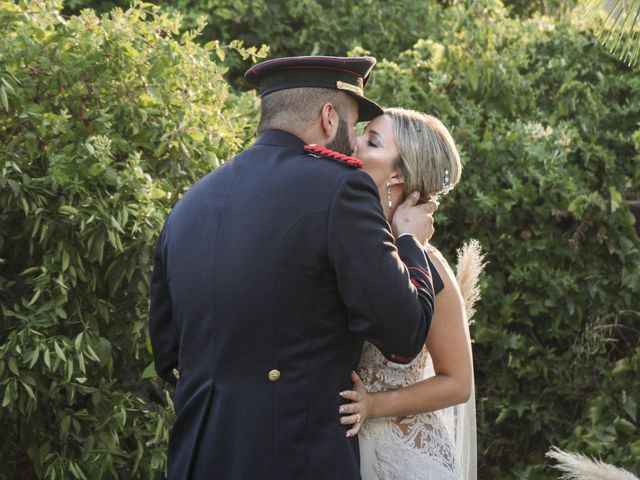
[1,0,638,478]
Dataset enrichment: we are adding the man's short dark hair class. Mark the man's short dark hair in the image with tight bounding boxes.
[258,88,354,134]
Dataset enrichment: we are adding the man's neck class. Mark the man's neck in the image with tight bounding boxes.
[261,125,326,148]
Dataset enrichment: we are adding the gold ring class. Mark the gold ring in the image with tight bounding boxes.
[355,414,361,423]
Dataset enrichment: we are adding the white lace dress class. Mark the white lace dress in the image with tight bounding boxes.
[357,341,461,480]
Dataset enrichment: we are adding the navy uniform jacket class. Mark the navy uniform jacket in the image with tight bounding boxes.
[149,130,435,479]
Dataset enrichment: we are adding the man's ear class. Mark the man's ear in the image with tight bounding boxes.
[320,102,339,142]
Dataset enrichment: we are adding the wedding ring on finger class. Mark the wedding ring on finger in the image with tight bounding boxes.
[355,414,361,423]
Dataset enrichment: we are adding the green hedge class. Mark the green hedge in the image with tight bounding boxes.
[64,0,444,62]
[1,1,639,479]
[62,0,580,59]
[0,1,261,477]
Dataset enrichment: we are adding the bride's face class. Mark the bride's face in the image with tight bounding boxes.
[354,114,400,189]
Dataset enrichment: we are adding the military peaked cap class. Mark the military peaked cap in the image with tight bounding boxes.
[244,55,384,121]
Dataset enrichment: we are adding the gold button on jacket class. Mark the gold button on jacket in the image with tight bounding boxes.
[268,369,280,382]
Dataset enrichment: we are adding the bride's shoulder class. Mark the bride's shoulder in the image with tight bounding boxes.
[425,246,457,285]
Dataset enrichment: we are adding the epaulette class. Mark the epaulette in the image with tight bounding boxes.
[304,145,363,169]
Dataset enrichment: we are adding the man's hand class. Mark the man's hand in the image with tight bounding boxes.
[391,192,438,245]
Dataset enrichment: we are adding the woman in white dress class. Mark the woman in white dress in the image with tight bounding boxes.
[338,108,478,479]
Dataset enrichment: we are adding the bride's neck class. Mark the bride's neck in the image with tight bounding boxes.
[380,187,404,224]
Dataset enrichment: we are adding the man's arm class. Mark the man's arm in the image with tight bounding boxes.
[327,173,435,359]
[149,227,178,385]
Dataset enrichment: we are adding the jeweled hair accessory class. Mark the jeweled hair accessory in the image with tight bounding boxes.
[437,168,455,196]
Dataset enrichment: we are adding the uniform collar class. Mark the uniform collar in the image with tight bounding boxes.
[253,129,306,148]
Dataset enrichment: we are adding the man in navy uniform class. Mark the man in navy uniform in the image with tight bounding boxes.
[150,56,437,479]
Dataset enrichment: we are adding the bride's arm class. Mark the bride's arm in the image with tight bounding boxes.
[340,250,473,436]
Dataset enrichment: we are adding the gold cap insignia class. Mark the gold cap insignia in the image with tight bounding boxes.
[336,81,363,97]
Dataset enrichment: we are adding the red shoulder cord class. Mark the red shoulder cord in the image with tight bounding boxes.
[304,145,363,169]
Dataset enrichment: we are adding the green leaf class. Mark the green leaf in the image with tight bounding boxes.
[0,77,15,93]
[65,358,74,382]
[83,344,100,363]
[8,357,19,376]
[27,288,41,307]
[90,231,106,264]
[74,332,84,350]
[54,342,66,362]
[631,439,640,457]
[62,249,70,272]
[20,196,29,215]
[495,408,510,425]
[28,345,40,369]
[147,85,163,103]
[609,186,623,213]
[0,86,8,111]
[59,205,79,216]
[60,415,70,438]
[22,382,36,402]
[110,216,125,234]
[77,352,85,374]
[141,361,157,379]
[2,385,12,408]
[614,417,636,436]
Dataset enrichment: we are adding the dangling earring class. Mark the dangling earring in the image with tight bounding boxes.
[386,180,392,209]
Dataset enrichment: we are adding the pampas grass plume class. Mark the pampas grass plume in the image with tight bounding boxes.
[455,239,487,322]
[547,446,639,480]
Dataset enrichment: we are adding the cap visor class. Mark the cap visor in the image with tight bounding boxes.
[355,96,384,122]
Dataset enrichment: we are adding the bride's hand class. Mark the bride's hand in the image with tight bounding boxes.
[338,370,372,437]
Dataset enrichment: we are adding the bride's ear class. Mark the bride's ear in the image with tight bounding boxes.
[389,170,404,186]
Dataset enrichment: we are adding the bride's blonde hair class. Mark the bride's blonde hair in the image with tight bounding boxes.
[385,108,462,203]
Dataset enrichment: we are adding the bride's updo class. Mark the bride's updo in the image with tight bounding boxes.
[385,108,462,203]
